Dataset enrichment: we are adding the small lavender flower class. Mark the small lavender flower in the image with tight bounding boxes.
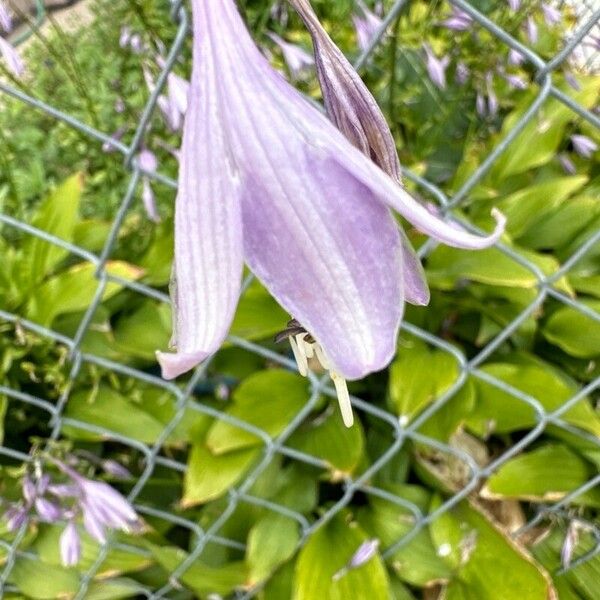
[571,134,598,158]
[22,477,36,505]
[0,1,12,33]
[102,127,126,153]
[102,460,131,480]
[144,67,186,132]
[503,73,527,90]
[423,44,450,89]
[564,71,581,91]
[129,34,144,54]
[526,17,538,44]
[442,7,472,31]
[486,72,498,116]
[114,98,126,113]
[34,497,62,523]
[119,26,131,48]
[476,92,487,117]
[507,0,521,11]
[333,538,380,580]
[4,506,27,532]
[541,4,560,26]
[558,153,576,174]
[266,32,314,80]
[352,0,383,53]
[0,36,24,77]
[60,522,81,567]
[508,48,525,66]
[138,149,161,223]
[455,61,469,85]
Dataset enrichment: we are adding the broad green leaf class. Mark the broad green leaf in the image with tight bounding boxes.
[146,543,247,596]
[230,280,289,341]
[269,464,318,513]
[293,515,390,600]
[247,514,299,585]
[23,173,84,288]
[113,301,171,361]
[482,444,600,506]
[467,362,600,437]
[63,386,166,444]
[183,443,260,507]
[206,370,310,454]
[26,260,143,326]
[73,219,112,253]
[388,337,460,424]
[543,301,600,358]
[439,502,553,600]
[86,578,148,600]
[288,406,365,476]
[493,176,588,239]
[7,556,80,599]
[260,561,295,600]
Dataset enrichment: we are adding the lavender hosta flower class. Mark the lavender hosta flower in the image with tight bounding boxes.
[333,538,380,580]
[60,522,81,567]
[266,32,314,80]
[120,26,131,48]
[503,73,527,90]
[526,17,538,44]
[138,149,161,223]
[507,0,521,11]
[423,44,450,90]
[4,506,27,532]
[564,71,581,91]
[455,61,469,85]
[0,1,12,33]
[0,36,24,77]
[156,56,190,117]
[541,4,560,26]
[144,67,187,132]
[442,6,472,31]
[352,0,383,53]
[571,134,598,158]
[486,72,499,117]
[102,460,132,480]
[158,0,505,402]
[476,93,487,117]
[102,126,126,153]
[508,48,525,66]
[558,153,576,174]
[34,497,62,522]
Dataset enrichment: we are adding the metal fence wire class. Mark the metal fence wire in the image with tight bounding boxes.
[0,0,599,598]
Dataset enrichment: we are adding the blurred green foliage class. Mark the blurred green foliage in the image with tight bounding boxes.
[0,0,599,598]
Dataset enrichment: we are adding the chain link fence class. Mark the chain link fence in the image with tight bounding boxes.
[0,0,599,597]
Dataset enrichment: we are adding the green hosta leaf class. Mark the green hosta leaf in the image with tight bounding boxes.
[543,300,600,358]
[519,196,600,250]
[26,260,143,326]
[467,361,600,438]
[247,514,299,585]
[494,176,588,239]
[206,370,310,455]
[63,386,166,444]
[7,556,80,599]
[482,444,600,506]
[113,301,171,361]
[183,443,260,507]
[437,501,554,600]
[293,515,390,600]
[145,543,247,596]
[288,405,365,476]
[427,244,571,294]
[73,219,112,253]
[23,173,84,288]
[388,337,460,425]
[230,280,289,341]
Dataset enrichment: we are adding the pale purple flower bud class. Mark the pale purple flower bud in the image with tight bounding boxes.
[267,32,314,79]
[4,506,27,532]
[129,34,143,54]
[114,98,126,113]
[35,497,62,523]
[349,539,380,568]
[0,1,12,33]
[37,474,51,495]
[22,477,37,505]
[455,61,469,85]
[507,0,521,11]
[585,36,600,52]
[476,93,487,116]
[541,4,560,26]
[442,7,472,31]
[423,44,450,90]
[0,36,24,77]
[47,483,79,498]
[82,504,107,544]
[561,523,579,569]
[156,56,190,115]
[102,127,126,153]
[142,178,161,223]
[60,522,81,567]
[352,1,383,53]
[102,460,131,479]
[508,48,525,66]
[486,72,498,116]
[157,94,182,131]
[558,153,576,174]
[564,71,581,91]
[138,149,158,173]
[503,73,527,90]
[571,134,598,158]
[119,27,131,48]
[526,17,538,44]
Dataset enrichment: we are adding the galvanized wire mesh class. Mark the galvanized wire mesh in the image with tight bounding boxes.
[0,0,599,598]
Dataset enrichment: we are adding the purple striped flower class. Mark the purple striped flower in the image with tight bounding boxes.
[503,73,527,90]
[352,0,383,53]
[4,506,27,532]
[507,0,521,11]
[60,522,81,567]
[442,7,472,31]
[0,36,24,77]
[526,17,538,44]
[266,32,314,79]
[333,538,380,580]
[508,48,525,66]
[0,1,12,33]
[423,44,450,89]
[558,153,576,175]
[157,0,505,409]
[34,497,62,522]
[571,134,598,158]
[541,4,560,26]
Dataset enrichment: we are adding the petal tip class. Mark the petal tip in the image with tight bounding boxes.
[156,350,210,380]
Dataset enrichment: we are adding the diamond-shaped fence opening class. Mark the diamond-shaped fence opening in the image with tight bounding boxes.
[0,0,599,598]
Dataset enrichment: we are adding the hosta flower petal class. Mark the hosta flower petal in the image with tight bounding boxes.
[60,522,81,567]
[157,11,244,380]
[0,35,24,77]
[0,2,12,33]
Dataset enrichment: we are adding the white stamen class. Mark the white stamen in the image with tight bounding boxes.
[331,372,353,427]
[314,344,330,370]
[304,341,315,359]
[289,336,308,376]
